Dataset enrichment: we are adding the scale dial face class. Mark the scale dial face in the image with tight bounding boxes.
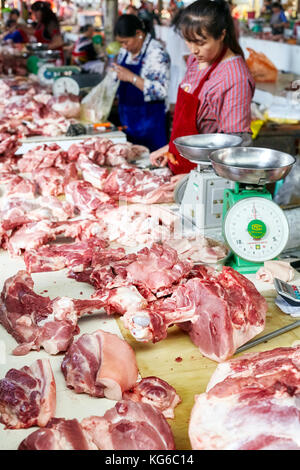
[53,77,80,96]
[37,64,55,86]
[224,197,289,262]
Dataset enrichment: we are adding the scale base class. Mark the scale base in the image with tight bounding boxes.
[226,254,264,274]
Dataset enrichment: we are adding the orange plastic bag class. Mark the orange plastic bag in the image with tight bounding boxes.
[246,47,278,83]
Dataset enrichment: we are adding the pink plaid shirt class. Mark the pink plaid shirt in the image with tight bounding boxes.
[180,55,255,134]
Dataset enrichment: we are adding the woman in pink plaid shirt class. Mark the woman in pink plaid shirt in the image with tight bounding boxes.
[150,0,255,175]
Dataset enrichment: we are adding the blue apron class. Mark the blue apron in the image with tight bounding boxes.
[117,40,167,152]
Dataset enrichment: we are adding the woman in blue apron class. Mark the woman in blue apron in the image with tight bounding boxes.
[113,15,170,152]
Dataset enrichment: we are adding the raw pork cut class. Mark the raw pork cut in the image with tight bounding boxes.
[76,155,109,189]
[189,346,300,450]
[102,167,173,202]
[49,94,80,118]
[19,400,176,450]
[24,238,108,273]
[0,270,103,355]
[33,163,78,197]
[93,203,179,247]
[81,400,176,450]
[19,418,97,450]
[122,266,267,361]
[18,143,68,173]
[107,243,192,295]
[0,359,56,429]
[61,330,138,400]
[65,180,116,215]
[123,376,181,418]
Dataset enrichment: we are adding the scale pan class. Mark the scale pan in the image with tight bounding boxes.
[173,134,242,164]
[210,147,296,184]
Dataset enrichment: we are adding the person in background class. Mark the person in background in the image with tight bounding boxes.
[261,0,273,15]
[71,24,98,65]
[150,0,255,175]
[269,2,288,35]
[113,14,170,151]
[58,0,77,25]
[138,1,161,38]
[25,1,64,52]
[165,8,190,114]
[1,19,26,43]
[228,1,240,40]
[9,8,26,25]
[125,4,138,16]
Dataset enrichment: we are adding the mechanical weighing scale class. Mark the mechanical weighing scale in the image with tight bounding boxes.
[209,147,296,273]
[173,134,243,233]
[37,64,103,96]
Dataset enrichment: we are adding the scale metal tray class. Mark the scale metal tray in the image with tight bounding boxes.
[210,147,296,184]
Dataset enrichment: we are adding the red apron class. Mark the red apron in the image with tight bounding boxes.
[168,46,228,175]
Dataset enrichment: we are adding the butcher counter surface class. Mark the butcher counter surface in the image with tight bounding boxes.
[0,248,300,450]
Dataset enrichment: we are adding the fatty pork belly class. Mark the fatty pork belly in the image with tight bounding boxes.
[189,346,300,450]
[122,266,267,362]
[61,329,138,400]
[19,418,97,450]
[19,400,176,450]
[81,400,176,450]
[0,359,56,429]
[0,270,103,355]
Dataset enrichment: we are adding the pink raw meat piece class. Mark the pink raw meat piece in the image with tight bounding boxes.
[76,155,109,189]
[81,400,176,450]
[65,180,116,215]
[18,418,97,450]
[189,346,300,450]
[0,270,103,355]
[102,167,172,200]
[33,163,78,197]
[122,266,267,362]
[123,376,181,419]
[178,267,268,362]
[67,137,113,164]
[18,143,68,172]
[61,329,138,400]
[0,359,56,429]
[24,238,108,273]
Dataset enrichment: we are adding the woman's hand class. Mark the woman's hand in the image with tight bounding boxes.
[113,64,135,83]
[150,145,169,167]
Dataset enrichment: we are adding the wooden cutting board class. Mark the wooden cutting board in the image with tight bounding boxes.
[117,285,300,450]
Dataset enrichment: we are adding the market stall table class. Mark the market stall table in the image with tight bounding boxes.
[0,244,299,450]
[240,35,300,75]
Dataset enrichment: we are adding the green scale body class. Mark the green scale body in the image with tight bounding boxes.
[222,183,279,274]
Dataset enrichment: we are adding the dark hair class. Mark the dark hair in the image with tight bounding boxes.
[80,24,93,33]
[178,0,244,58]
[10,8,20,16]
[5,19,17,28]
[114,14,146,38]
[31,1,60,39]
[272,2,282,8]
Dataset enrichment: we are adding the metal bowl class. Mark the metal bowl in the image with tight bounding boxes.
[26,43,48,52]
[173,134,243,164]
[209,147,296,184]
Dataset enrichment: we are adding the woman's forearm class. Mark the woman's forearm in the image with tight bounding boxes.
[131,74,144,92]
